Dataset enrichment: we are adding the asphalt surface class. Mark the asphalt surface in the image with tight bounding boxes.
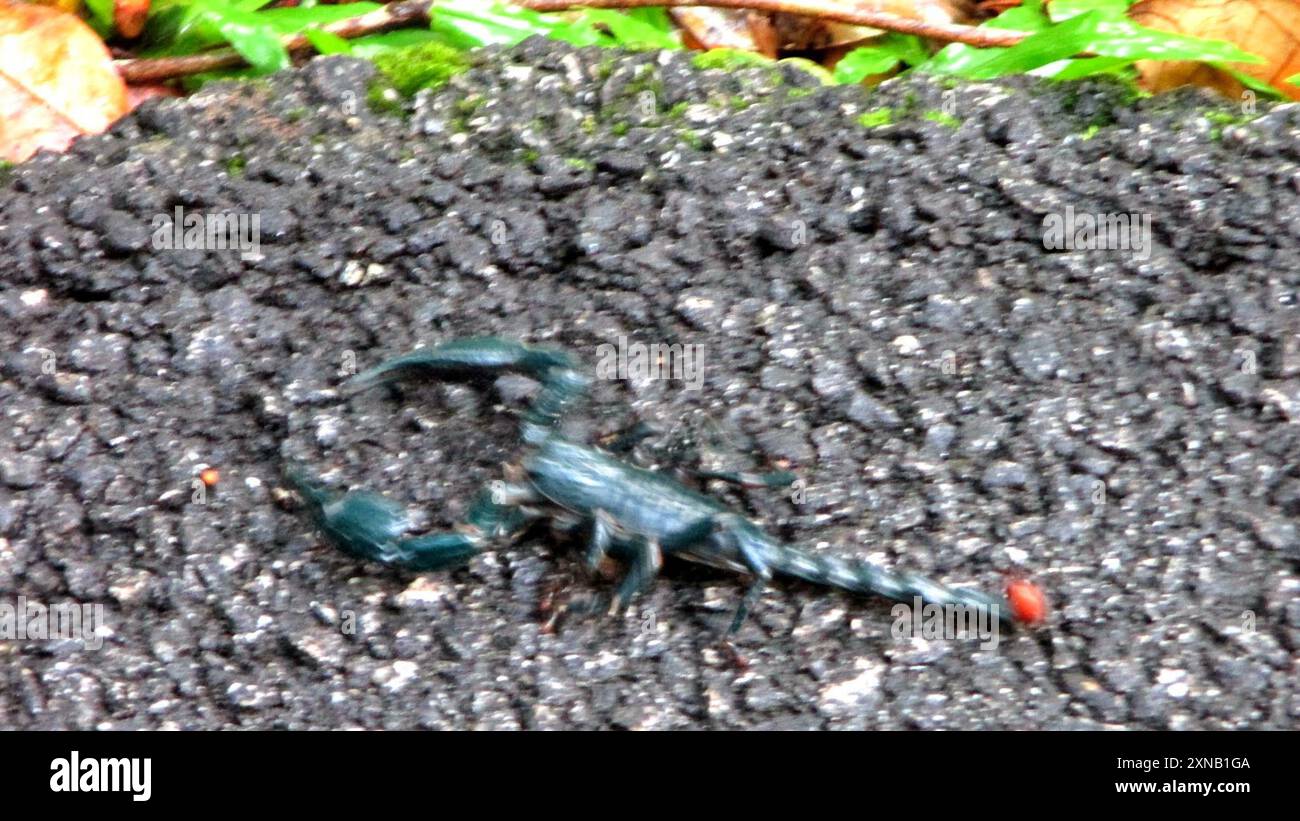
[1,39,1297,729]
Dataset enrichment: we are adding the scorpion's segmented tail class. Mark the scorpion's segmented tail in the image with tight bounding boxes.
[347,337,590,442]
[766,544,1023,625]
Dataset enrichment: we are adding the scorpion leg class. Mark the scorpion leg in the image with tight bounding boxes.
[287,467,537,572]
[608,538,663,616]
[585,510,618,575]
[725,529,775,634]
[695,469,798,490]
[600,421,658,455]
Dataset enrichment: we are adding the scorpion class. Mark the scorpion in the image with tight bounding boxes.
[286,337,1047,636]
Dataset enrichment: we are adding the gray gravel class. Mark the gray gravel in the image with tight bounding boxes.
[1,39,1298,729]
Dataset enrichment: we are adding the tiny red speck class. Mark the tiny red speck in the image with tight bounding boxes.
[1006,579,1047,624]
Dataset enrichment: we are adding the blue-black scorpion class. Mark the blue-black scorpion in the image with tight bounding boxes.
[287,337,1047,633]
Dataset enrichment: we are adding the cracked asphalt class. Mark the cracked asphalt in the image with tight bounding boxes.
[1,39,1297,729]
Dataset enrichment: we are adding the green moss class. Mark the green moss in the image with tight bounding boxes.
[611,121,630,136]
[565,157,593,171]
[730,95,752,111]
[455,96,484,117]
[692,48,773,72]
[677,128,703,150]
[367,83,406,117]
[786,87,815,100]
[449,96,485,132]
[520,148,540,165]
[372,41,469,97]
[365,41,470,117]
[581,114,598,134]
[1204,108,1258,136]
[226,153,246,177]
[283,107,308,123]
[1079,123,1102,140]
[666,101,690,120]
[923,109,961,129]
[857,107,894,128]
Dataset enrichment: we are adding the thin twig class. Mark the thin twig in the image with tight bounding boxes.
[518,0,1027,48]
[115,0,435,83]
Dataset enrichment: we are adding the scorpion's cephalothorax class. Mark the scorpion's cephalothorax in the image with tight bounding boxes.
[286,337,1047,633]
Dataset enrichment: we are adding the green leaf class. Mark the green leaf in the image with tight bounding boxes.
[931,10,1103,79]
[835,48,903,83]
[1039,55,1134,80]
[260,3,382,34]
[304,28,355,55]
[143,0,289,72]
[625,7,676,36]
[83,0,115,37]
[570,9,681,49]
[924,2,1263,81]
[193,0,289,73]
[430,0,564,48]
[922,0,1053,77]
[1085,19,1262,62]
[834,34,929,84]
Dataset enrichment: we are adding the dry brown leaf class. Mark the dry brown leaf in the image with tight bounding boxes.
[0,2,128,163]
[1131,0,1300,100]
[115,0,151,38]
[674,0,973,54]
[670,8,768,52]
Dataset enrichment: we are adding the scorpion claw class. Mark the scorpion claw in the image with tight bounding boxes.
[286,466,410,562]
[286,465,497,572]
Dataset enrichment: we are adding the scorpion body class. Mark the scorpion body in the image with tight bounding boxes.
[288,337,1046,632]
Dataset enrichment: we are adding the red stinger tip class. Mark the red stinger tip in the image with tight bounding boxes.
[1006,579,1048,625]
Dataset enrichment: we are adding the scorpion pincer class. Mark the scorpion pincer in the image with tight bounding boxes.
[286,337,1047,633]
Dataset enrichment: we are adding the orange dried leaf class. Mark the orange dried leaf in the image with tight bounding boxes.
[115,0,150,39]
[0,3,128,163]
[1131,0,1300,99]
[27,0,82,13]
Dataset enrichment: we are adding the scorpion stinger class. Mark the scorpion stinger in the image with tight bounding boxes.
[285,337,1047,634]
